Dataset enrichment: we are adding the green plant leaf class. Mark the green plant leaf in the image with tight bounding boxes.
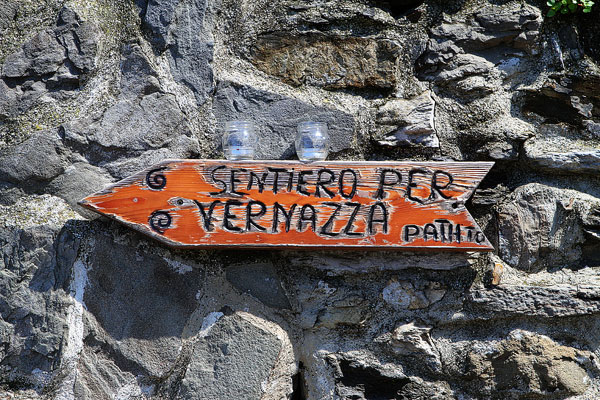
[547,8,557,16]
[547,0,554,5]
[583,7,592,11]
[568,3,577,11]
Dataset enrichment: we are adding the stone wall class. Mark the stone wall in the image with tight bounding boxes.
[0,0,599,399]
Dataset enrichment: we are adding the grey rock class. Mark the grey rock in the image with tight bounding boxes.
[396,380,455,400]
[71,347,141,400]
[382,279,445,310]
[2,6,98,78]
[178,312,288,400]
[250,32,399,90]
[55,7,98,73]
[145,0,179,51]
[389,322,442,372]
[429,53,494,84]
[467,284,600,318]
[583,120,600,138]
[120,42,162,98]
[417,4,541,88]
[458,330,593,398]
[2,1,600,399]
[524,134,600,175]
[168,0,214,105]
[226,262,290,309]
[0,1,18,31]
[213,81,355,159]
[0,224,71,388]
[522,73,600,126]
[570,95,593,118]
[497,184,592,271]
[3,29,65,77]
[314,293,366,328]
[0,194,81,230]
[0,79,17,118]
[0,130,67,184]
[475,5,541,36]
[82,232,203,377]
[0,6,99,117]
[432,5,541,54]
[375,91,438,147]
[102,143,198,179]
[47,162,112,215]
[144,0,214,105]
[67,93,190,151]
[62,43,199,178]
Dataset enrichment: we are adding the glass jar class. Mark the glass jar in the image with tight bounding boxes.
[222,121,258,160]
[295,121,329,162]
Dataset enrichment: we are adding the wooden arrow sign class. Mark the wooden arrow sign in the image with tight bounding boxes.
[79,160,494,250]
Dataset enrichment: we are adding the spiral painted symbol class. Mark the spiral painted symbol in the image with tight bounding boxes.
[149,210,172,234]
[146,167,167,190]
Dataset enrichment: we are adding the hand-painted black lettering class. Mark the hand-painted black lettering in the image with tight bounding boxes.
[339,169,358,199]
[316,169,336,198]
[424,223,438,241]
[368,202,388,235]
[430,170,454,200]
[230,169,248,196]
[435,219,451,243]
[375,169,402,199]
[320,202,341,236]
[194,200,221,231]
[453,224,461,243]
[343,202,362,236]
[223,200,243,232]
[297,170,313,196]
[403,225,420,242]
[268,168,289,194]
[247,171,268,193]
[209,165,227,195]
[406,168,428,204]
[272,203,297,233]
[465,226,475,242]
[298,204,317,231]
[246,201,267,231]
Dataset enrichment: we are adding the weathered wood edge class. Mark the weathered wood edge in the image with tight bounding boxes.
[79,159,496,201]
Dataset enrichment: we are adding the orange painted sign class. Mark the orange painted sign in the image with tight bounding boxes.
[79,160,494,250]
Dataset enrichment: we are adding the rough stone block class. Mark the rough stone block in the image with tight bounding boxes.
[82,233,203,377]
[0,130,67,184]
[497,183,594,271]
[250,32,399,90]
[179,312,294,400]
[144,0,214,105]
[226,262,290,309]
[375,91,438,147]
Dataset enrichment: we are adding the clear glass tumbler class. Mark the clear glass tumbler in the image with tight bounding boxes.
[295,121,329,161]
[222,121,258,160]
